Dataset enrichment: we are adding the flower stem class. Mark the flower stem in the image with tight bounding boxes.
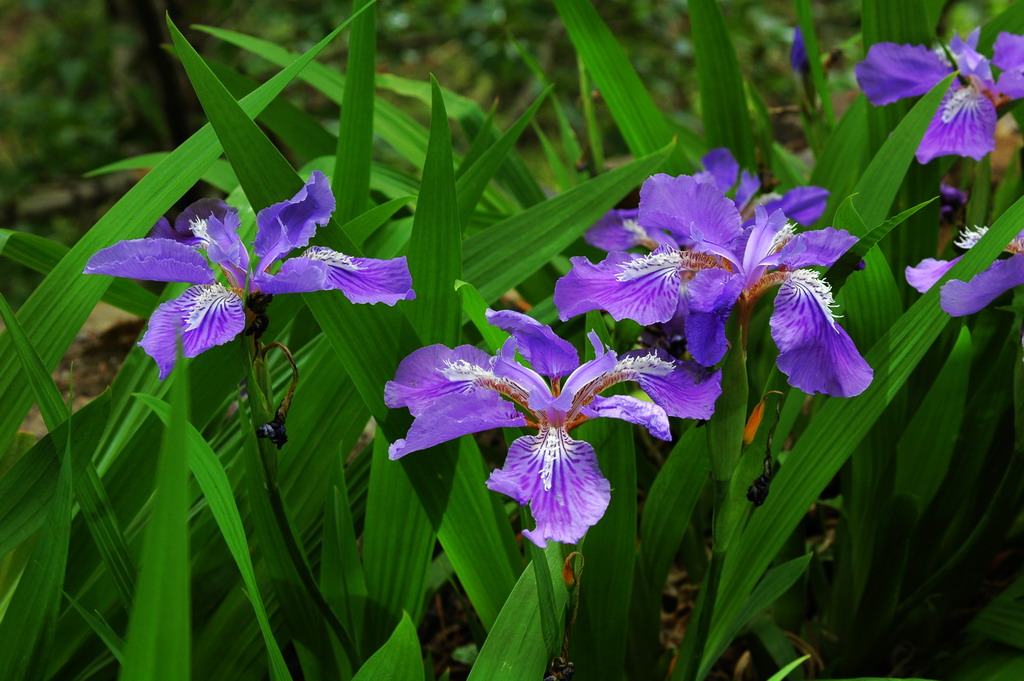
[674,319,748,681]
[243,340,362,667]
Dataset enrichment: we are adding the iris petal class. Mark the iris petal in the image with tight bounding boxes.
[580,395,672,440]
[906,256,961,293]
[555,250,682,325]
[84,238,215,285]
[384,343,498,417]
[855,42,953,106]
[257,247,415,304]
[916,85,997,164]
[770,270,872,397]
[487,429,610,547]
[138,284,245,380]
[484,309,579,377]
[638,173,744,246]
[941,253,1024,316]
[254,171,335,269]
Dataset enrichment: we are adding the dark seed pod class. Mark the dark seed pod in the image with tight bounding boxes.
[747,474,771,506]
[255,417,288,449]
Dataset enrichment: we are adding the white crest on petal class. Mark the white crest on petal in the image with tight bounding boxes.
[440,358,497,385]
[954,225,989,249]
[189,217,211,244]
[615,250,683,282]
[536,426,573,492]
[786,269,840,328]
[304,246,364,271]
[941,86,984,124]
[934,46,953,68]
[621,218,647,242]
[768,221,797,253]
[613,352,676,377]
[184,285,242,331]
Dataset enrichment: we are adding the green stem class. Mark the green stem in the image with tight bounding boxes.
[244,342,362,666]
[674,320,748,681]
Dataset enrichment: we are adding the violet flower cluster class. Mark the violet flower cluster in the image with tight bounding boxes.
[385,309,722,546]
[907,224,1024,350]
[556,171,872,398]
[856,29,1024,163]
[84,171,415,378]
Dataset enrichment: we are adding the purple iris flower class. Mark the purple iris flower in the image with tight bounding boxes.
[907,226,1024,349]
[792,27,810,77]
[555,173,873,398]
[384,309,722,547]
[84,171,415,378]
[583,148,829,254]
[855,29,1024,164]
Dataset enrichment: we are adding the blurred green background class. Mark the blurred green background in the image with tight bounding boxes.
[0,0,1006,305]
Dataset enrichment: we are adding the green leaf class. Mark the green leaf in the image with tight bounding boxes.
[134,394,293,681]
[406,77,462,347]
[334,0,376,223]
[0,293,137,608]
[85,154,238,193]
[0,14,356,455]
[766,656,812,681]
[0,400,73,680]
[689,0,756,168]
[455,86,551,230]
[65,591,126,665]
[554,0,688,172]
[351,613,421,681]
[467,544,568,680]
[120,347,191,681]
[455,280,508,353]
[462,143,673,303]
[345,196,414,247]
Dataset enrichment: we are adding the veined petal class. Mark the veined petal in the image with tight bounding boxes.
[916,85,997,164]
[84,238,215,284]
[582,349,723,420]
[941,253,1024,316]
[260,247,416,304]
[767,227,858,270]
[189,207,249,286]
[487,429,610,547]
[762,186,830,226]
[492,337,557,412]
[484,309,579,377]
[855,42,953,106]
[697,148,740,192]
[254,170,335,269]
[580,394,672,440]
[554,250,682,325]
[770,270,872,397]
[384,343,503,417]
[638,173,744,245]
[138,284,245,380]
[558,332,618,406]
[388,392,527,459]
[906,256,961,293]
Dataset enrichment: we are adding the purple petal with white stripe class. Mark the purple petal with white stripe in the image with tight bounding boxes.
[763,186,830,226]
[484,309,579,377]
[259,247,415,304]
[487,429,610,547]
[603,349,723,420]
[770,270,872,397]
[254,171,335,269]
[580,394,672,440]
[855,42,953,106]
[554,250,682,325]
[941,254,1024,316]
[389,391,527,460]
[138,284,245,380]
[384,343,497,417]
[638,173,744,245]
[84,238,215,284]
[769,227,858,270]
[906,256,961,293]
[917,84,997,163]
